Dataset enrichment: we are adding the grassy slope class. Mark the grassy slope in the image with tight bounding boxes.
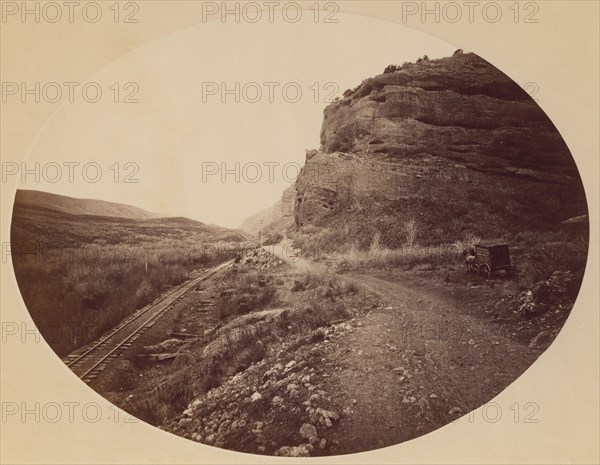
[10,193,249,356]
[15,189,160,220]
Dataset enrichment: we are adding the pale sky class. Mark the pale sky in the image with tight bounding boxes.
[21,13,456,228]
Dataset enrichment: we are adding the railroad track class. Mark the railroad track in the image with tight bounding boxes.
[63,260,232,384]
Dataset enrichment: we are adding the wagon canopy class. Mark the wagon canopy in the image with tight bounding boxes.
[474,241,509,248]
[473,241,511,268]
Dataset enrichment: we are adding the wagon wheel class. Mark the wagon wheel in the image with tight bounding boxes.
[480,264,492,279]
[464,260,471,272]
[473,264,480,274]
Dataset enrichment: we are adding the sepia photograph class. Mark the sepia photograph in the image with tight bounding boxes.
[1,1,598,464]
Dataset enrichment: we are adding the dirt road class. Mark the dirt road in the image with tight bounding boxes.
[315,271,543,454]
[263,245,542,453]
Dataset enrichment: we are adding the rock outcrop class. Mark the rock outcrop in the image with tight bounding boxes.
[293,53,587,248]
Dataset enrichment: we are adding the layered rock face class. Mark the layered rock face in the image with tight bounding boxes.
[293,53,587,247]
[281,186,295,218]
[318,53,569,166]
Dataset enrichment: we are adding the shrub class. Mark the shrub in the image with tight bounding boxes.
[214,268,276,320]
[283,302,349,334]
[338,245,461,270]
[404,219,418,246]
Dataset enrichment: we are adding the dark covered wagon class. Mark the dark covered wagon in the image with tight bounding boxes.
[465,241,512,278]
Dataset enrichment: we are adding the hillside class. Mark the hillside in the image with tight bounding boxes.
[239,200,282,236]
[11,189,245,248]
[292,52,588,257]
[239,186,296,236]
[10,189,248,356]
[14,189,160,220]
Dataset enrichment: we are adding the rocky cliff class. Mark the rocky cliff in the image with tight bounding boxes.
[293,52,587,249]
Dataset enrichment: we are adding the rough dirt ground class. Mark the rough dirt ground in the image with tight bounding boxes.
[317,270,543,454]
[86,248,556,456]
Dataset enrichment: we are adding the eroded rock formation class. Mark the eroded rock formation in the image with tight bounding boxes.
[293,53,586,247]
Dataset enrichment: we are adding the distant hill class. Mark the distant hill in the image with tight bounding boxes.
[239,201,282,236]
[10,189,250,358]
[239,186,296,236]
[11,189,246,248]
[14,189,160,220]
